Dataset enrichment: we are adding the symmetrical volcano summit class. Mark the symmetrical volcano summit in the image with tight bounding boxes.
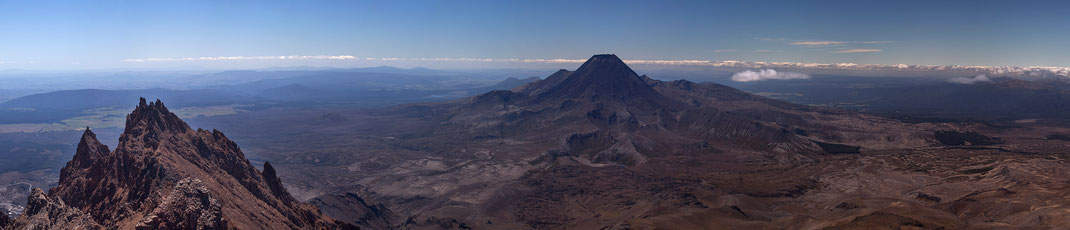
[531,54,682,110]
[5,98,354,229]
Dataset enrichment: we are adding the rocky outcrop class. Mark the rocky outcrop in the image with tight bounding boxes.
[13,98,355,229]
[7,188,102,230]
[135,178,226,230]
[0,212,9,229]
[261,162,294,203]
[310,193,396,230]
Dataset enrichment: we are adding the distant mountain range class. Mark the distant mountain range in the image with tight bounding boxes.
[733,75,1070,121]
[0,89,256,124]
[0,72,538,125]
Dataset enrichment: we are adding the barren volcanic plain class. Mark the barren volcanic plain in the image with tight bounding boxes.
[177,54,1070,229]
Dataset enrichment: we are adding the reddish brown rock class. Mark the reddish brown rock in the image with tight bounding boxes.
[7,188,102,230]
[135,178,226,230]
[14,98,355,229]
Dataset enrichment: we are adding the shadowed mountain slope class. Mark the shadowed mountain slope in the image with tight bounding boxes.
[533,54,683,110]
[281,54,965,229]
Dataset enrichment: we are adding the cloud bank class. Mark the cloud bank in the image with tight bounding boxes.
[123,55,358,62]
[948,75,992,84]
[790,41,897,47]
[731,69,811,82]
[119,55,1070,78]
[833,49,883,53]
[790,41,850,47]
[855,41,897,44]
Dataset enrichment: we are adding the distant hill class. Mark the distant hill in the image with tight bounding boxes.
[0,89,256,124]
[235,71,537,106]
[0,73,538,124]
[339,66,453,75]
[732,75,1070,121]
[0,88,250,110]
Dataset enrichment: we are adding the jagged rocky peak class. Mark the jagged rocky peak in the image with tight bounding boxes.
[262,161,292,202]
[71,127,109,166]
[58,127,111,187]
[125,97,190,134]
[9,98,356,229]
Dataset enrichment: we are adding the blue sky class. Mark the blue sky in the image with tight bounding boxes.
[1,0,1068,70]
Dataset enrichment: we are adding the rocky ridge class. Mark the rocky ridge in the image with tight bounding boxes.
[4,98,355,229]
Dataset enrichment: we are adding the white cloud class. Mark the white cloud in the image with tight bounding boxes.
[948,75,992,84]
[731,69,811,82]
[833,49,882,53]
[753,50,783,53]
[119,56,705,66]
[790,41,850,47]
[123,55,358,62]
[713,49,737,53]
[855,41,897,44]
[624,60,710,65]
[116,55,1070,78]
[755,37,786,41]
[790,41,898,47]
